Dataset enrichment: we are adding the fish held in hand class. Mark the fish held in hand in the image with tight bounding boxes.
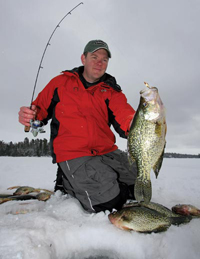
[128,82,167,204]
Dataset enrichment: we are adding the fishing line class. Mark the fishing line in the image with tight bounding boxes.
[25,2,83,133]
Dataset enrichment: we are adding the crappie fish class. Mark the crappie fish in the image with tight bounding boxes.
[7,186,53,196]
[124,201,179,217]
[172,204,200,217]
[128,82,167,204]
[0,186,54,204]
[36,192,52,201]
[124,201,191,225]
[7,186,40,195]
[0,195,37,204]
[0,194,13,198]
[108,206,171,233]
[0,192,52,205]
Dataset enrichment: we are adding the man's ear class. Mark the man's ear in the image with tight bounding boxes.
[81,54,86,65]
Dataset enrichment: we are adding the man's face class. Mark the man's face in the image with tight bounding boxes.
[81,49,109,83]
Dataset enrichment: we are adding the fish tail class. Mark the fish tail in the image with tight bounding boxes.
[170,215,192,225]
[143,180,152,204]
[191,209,200,218]
[134,178,152,204]
[134,178,144,203]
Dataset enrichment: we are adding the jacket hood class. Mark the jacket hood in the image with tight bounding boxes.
[62,66,122,92]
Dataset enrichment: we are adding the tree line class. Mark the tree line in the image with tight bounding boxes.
[164,152,200,158]
[0,138,50,157]
[0,138,199,158]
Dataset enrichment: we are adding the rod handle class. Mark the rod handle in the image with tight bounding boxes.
[24,126,30,132]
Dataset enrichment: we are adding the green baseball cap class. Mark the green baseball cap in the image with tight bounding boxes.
[83,40,111,58]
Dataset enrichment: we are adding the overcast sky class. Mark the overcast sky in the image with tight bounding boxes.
[1,0,200,155]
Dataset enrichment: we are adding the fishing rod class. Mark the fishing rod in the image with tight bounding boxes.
[25,2,84,135]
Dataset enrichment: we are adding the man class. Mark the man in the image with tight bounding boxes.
[19,40,137,213]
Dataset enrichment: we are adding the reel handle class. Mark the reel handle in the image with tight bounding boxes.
[24,125,30,132]
[24,104,33,132]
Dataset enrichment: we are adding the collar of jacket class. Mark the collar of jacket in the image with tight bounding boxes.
[62,66,122,92]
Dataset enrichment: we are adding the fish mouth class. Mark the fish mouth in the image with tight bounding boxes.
[140,86,158,95]
[139,84,165,122]
[140,87,158,102]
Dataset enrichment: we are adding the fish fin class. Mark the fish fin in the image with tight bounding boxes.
[134,178,144,203]
[128,154,134,165]
[153,142,166,178]
[7,186,21,190]
[170,216,192,226]
[134,178,152,204]
[150,225,170,233]
[127,152,135,171]
[143,180,152,204]
[164,119,167,136]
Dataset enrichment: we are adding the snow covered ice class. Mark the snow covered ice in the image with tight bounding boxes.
[0,157,200,259]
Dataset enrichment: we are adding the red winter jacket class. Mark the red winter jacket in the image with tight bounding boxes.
[32,67,135,163]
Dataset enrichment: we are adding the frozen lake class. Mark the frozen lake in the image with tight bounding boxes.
[0,157,200,259]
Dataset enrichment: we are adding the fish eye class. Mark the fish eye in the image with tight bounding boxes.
[143,102,148,107]
[121,215,129,221]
